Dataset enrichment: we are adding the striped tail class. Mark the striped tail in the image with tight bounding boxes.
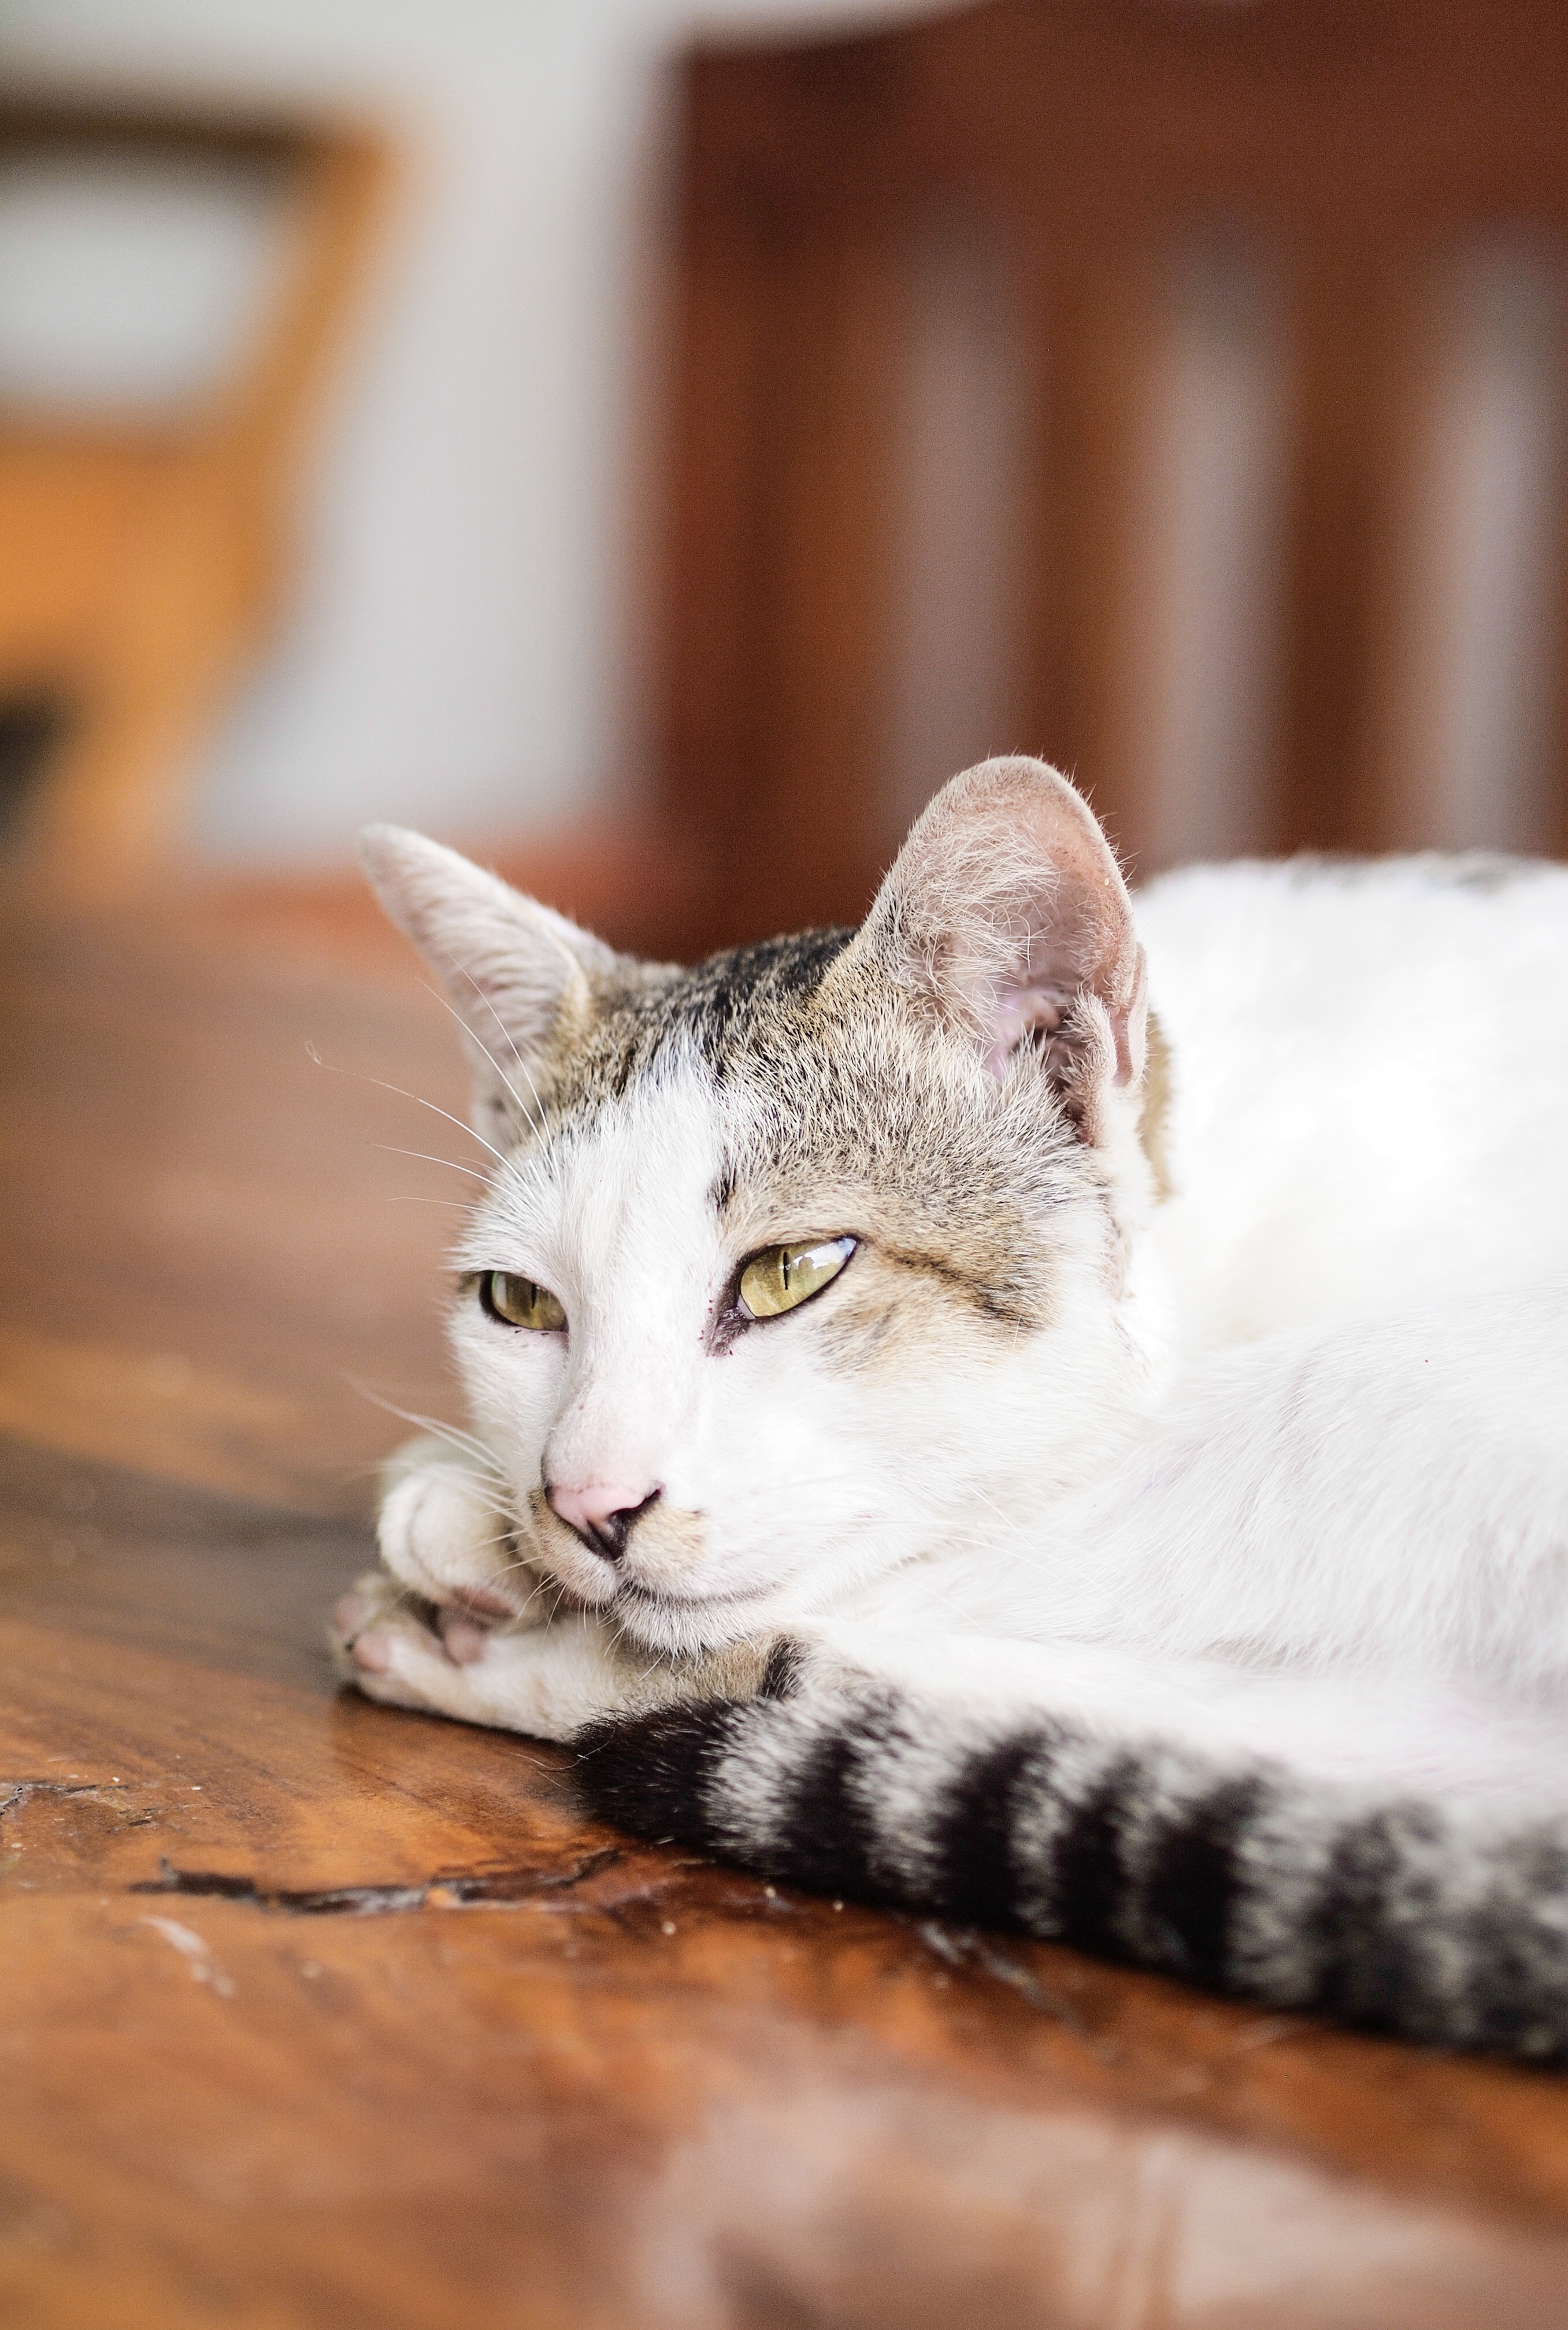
[575,1668,1568,2059]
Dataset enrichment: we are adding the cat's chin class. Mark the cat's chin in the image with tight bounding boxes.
[610,1576,773,1657]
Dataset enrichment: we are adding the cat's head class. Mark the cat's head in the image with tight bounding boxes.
[362,758,1165,1653]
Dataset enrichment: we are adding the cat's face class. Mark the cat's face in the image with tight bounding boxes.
[364,759,1161,1653]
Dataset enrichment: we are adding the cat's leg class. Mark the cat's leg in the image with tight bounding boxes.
[334,1598,646,1739]
[333,1431,550,1666]
[331,1590,778,1743]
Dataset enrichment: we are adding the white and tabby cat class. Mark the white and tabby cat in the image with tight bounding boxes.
[333,758,1568,2055]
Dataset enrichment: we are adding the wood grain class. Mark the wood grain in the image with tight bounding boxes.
[4,902,1568,2327]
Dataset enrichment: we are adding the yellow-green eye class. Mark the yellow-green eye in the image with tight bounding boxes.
[737,1236,856,1321]
[481,1270,566,1332]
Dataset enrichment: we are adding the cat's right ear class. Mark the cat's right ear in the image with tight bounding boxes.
[358,826,618,1137]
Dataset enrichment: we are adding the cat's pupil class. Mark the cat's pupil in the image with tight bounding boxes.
[739,1237,855,1320]
[482,1270,566,1332]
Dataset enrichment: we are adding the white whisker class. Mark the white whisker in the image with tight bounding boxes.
[418,976,546,1139]
[372,1143,491,1184]
[347,1384,511,1480]
[455,965,551,1136]
[307,1042,513,1170]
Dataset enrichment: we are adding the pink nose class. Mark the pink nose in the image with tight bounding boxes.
[546,1480,661,1561]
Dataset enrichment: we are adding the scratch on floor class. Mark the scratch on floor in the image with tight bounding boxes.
[1,1780,123,1818]
[129,1847,627,1917]
[139,1914,237,1998]
[917,1920,1123,2064]
[2,1778,158,1851]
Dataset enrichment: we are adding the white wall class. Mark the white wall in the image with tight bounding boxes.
[0,0,929,864]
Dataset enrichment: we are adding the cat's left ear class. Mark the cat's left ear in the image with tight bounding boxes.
[358,825,621,1138]
[847,756,1147,1137]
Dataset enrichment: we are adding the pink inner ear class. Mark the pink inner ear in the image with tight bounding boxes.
[983,982,1070,1080]
[854,758,1147,1102]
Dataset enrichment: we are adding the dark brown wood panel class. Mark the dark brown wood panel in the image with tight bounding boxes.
[1022,239,1165,872]
[657,147,773,906]
[747,213,905,930]
[1273,247,1416,855]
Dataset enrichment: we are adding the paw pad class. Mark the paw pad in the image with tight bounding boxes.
[350,1629,395,1675]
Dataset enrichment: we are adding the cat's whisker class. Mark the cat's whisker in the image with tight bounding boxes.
[454,965,551,1139]
[375,1408,498,1462]
[398,1435,511,1484]
[418,976,546,1141]
[372,1142,491,1184]
[307,1043,513,1172]
[468,1574,558,1628]
[347,1387,513,1483]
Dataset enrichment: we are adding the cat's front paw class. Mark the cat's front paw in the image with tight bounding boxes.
[329,1564,546,1705]
[332,1589,673,1742]
[330,1569,453,1707]
[375,1438,550,1654]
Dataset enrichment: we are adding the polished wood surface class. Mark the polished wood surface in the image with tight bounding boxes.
[657,0,1568,920]
[0,101,388,897]
[5,898,1568,2327]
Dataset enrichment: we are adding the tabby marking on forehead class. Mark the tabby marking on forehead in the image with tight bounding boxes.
[553,929,1086,1335]
[533,928,858,1128]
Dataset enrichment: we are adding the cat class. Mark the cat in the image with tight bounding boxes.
[331,756,1568,2057]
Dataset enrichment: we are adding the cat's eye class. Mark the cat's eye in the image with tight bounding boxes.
[737,1236,856,1321]
[480,1270,566,1332]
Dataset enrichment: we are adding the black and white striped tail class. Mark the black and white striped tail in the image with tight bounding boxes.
[575,1670,1568,2058]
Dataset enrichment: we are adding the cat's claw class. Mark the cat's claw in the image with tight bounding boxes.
[331,1575,501,1674]
[331,1560,756,1740]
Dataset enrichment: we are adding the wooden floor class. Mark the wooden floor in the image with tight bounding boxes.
[5,892,1568,2330]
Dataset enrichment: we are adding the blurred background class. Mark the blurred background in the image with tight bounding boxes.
[2,0,1565,960]
[0,0,936,957]
[9,13,1568,2303]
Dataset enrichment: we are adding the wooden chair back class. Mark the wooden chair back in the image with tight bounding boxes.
[0,99,388,899]
[654,0,1568,938]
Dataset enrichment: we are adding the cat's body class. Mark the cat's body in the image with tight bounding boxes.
[1138,855,1568,1348]
[334,762,1568,2054]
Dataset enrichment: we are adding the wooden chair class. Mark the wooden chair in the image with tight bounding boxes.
[654,0,1568,938]
[0,99,388,900]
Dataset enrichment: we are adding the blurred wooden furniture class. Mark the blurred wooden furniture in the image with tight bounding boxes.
[658,0,1568,935]
[0,100,388,900]
[5,901,1568,2326]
